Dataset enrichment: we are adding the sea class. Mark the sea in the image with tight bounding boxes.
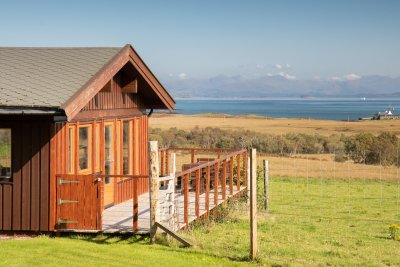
[173,98,400,121]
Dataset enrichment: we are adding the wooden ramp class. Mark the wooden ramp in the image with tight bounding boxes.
[102,186,247,233]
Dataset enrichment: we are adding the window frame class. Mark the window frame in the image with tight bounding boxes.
[68,126,76,174]
[122,120,131,175]
[104,122,114,184]
[0,128,12,182]
[77,124,92,174]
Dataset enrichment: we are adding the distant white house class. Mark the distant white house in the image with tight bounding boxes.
[372,110,399,120]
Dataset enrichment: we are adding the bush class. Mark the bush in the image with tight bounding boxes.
[389,224,400,241]
[334,151,347,162]
[150,127,400,167]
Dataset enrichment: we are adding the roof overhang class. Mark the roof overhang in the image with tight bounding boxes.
[61,44,175,121]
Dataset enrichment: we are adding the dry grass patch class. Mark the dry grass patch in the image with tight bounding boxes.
[150,114,400,136]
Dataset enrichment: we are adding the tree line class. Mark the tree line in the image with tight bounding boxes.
[150,127,399,166]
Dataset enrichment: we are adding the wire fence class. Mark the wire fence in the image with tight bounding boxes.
[252,150,400,263]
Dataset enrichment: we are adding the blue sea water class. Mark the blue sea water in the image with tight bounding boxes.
[173,98,400,121]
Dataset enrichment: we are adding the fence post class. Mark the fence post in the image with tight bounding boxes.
[160,150,165,177]
[165,150,170,176]
[247,156,250,206]
[250,148,257,260]
[263,160,269,211]
[149,141,159,242]
[191,149,195,163]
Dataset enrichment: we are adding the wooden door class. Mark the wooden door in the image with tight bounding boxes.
[56,175,100,230]
[104,124,114,207]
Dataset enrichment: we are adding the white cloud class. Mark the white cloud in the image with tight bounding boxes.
[256,64,264,69]
[278,72,296,80]
[344,73,361,80]
[267,73,273,77]
[178,73,188,80]
[286,63,291,68]
[274,64,283,69]
[330,73,362,81]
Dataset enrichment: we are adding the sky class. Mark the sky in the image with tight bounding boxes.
[1,0,400,96]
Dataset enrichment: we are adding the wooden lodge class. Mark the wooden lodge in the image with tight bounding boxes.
[0,45,248,234]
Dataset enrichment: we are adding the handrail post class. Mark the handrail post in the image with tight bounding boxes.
[191,149,195,163]
[184,174,189,229]
[222,159,227,201]
[236,154,241,192]
[214,162,219,206]
[160,150,165,177]
[133,178,138,231]
[165,149,169,176]
[229,156,234,196]
[149,141,159,242]
[205,166,210,218]
[195,169,200,218]
[243,151,248,187]
[97,177,104,230]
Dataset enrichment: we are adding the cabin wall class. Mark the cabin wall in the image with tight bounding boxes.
[0,120,51,231]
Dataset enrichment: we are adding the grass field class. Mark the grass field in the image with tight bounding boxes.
[172,151,400,180]
[181,176,400,266]
[1,176,398,266]
[150,113,400,136]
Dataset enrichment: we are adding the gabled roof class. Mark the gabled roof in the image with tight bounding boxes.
[0,44,175,120]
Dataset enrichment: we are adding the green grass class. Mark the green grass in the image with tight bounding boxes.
[0,235,249,267]
[1,176,399,266]
[181,176,400,266]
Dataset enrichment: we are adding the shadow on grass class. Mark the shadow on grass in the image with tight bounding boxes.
[60,233,149,245]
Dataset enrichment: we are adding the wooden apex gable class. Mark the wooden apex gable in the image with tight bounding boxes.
[61,44,175,121]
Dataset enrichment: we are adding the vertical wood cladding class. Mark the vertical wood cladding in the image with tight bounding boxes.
[0,121,51,231]
[49,116,149,230]
[82,74,145,111]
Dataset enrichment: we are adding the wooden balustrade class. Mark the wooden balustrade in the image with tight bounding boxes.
[173,148,248,228]
[158,147,236,177]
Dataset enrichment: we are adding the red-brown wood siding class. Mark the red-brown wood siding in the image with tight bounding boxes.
[50,115,149,230]
[0,121,51,231]
[82,74,145,111]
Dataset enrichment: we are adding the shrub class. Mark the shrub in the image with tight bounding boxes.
[389,224,400,241]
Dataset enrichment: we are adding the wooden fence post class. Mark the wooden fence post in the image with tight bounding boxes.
[250,148,257,260]
[165,150,170,176]
[263,160,269,211]
[149,141,159,242]
[247,156,250,206]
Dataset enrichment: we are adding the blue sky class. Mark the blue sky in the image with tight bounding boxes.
[1,0,400,87]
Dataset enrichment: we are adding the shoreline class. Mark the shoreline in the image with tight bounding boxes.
[150,113,400,136]
[153,112,361,122]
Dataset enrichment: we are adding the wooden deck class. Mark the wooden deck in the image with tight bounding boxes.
[102,186,247,233]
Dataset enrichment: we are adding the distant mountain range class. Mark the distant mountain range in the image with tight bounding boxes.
[165,74,400,98]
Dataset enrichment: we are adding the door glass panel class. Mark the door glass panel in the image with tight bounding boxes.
[123,121,130,175]
[79,127,89,171]
[104,125,113,184]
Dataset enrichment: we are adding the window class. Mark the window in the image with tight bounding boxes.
[68,127,75,173]
[95,124,100,172]
[78,126,91,172]
[0,129,11,180]
[104,125,113,184]
[122,121,130,175]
